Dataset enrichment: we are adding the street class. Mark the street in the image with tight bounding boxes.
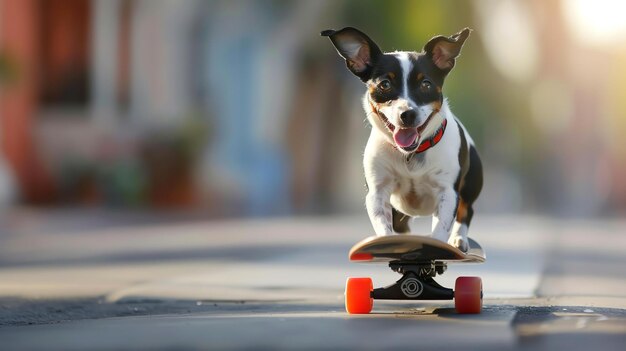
[1,211,626,350]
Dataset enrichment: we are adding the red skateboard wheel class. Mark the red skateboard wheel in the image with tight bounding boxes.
[454,276,482,314]
[345,277,373,314]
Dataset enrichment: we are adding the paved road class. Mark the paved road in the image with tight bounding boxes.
[1,212,625,350]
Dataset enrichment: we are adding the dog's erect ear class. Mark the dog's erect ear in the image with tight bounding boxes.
[423,28,471,72]
[321,27,382,82]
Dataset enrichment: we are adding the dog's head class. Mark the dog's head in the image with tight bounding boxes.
[322,27,470,153]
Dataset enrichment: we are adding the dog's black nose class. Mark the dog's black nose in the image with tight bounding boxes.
[400,109,417,127]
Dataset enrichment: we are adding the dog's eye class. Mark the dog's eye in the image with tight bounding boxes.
[378,79,392,91]
[420,80,433,91]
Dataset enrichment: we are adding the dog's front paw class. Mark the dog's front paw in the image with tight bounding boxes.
[448,236,469,252]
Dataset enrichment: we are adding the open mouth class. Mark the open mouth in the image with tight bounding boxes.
[392,112,437,151]
[376,108,438,152]
[394,128,419,151]
[378,113,395,133]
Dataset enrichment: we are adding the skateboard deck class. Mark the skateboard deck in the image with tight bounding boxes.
[349,235,485,263]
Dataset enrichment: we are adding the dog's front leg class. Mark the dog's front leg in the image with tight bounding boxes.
[365,181,394,236]
[431,187,458,242]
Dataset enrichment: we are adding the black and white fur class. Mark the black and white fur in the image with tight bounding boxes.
[322,27,482,252]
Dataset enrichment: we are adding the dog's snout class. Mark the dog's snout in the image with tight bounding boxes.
[400,109,417,127]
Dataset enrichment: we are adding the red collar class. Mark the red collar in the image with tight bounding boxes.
[414,118,447,154]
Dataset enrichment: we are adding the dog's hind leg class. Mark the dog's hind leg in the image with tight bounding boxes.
[450,201,473,251]
[392,208,411,234]
[449,145,483,252]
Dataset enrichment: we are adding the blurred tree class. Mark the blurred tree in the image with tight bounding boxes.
[0,51,19,85]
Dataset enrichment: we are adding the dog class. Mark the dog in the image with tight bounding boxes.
[322,27,482,252]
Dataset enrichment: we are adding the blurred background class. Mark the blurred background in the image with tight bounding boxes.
[0,0,625,222]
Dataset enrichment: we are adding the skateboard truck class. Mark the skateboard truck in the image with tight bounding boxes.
[389,261,447,276]
[371,261,453,301]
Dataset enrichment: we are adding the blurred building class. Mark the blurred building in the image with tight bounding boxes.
[0,0,340,216]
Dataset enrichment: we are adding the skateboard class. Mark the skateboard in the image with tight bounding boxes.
[345,235,486,314]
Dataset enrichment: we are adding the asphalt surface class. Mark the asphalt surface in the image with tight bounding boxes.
[1,210,625,350]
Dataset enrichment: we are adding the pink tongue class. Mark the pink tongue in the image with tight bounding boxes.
[393,128,419,148]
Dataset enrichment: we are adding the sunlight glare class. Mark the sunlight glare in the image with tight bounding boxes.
[563,0,626,46]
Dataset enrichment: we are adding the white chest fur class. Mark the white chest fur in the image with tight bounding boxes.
[363,105,463,234]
